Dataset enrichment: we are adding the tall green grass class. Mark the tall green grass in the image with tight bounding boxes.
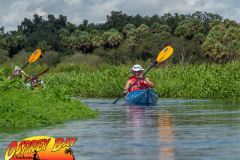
[0,68,98,127]
[40,62,240,100]
[0,59,151,77]
[1,61,240,100]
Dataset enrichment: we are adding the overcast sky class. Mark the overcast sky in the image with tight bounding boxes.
[1,0,240,32]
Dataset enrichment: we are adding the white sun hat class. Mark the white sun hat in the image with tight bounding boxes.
[130,64,145,75]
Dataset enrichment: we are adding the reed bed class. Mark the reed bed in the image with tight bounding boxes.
[25,62,240,100]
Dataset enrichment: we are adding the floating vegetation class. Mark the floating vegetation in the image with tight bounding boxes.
[0,68,98,127]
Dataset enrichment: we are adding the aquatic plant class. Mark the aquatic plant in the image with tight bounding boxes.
[28,62,240,100]
[0,68,98,127]
[1,61,240,100]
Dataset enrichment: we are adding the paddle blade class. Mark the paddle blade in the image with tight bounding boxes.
[156,46,174,62]
[29,49,41,63]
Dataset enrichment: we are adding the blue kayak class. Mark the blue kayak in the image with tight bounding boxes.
[124,89,158,105]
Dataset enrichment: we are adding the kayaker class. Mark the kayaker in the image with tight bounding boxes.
[123,64,155,94]
[7,66,29,82]
[26,73,45,90]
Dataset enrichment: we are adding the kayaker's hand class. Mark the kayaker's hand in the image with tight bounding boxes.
[123,89,128,94]
[139,74,145,79]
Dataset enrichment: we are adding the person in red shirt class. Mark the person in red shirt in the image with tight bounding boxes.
[123,64,155,94]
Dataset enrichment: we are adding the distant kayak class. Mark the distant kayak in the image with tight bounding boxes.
[124,89,158,105]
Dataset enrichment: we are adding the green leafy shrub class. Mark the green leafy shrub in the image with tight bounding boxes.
[0,68,98,127]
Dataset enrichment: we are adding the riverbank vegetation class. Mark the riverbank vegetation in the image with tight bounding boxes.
[0,11,240,66]
[0,69,98,127]
[0,10,240,124]
[2,61,239,100]
[43,62,239,100]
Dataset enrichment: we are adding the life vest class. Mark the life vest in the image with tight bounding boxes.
[129,76,149,92]
[31,80,43,90]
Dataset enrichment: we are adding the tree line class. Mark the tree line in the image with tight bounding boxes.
[0,11,239,66]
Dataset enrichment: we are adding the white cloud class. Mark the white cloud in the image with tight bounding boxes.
[35,8,47,16]
[1,0,240,32]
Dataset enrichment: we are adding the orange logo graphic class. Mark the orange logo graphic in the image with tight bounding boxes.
[5,136,77,160]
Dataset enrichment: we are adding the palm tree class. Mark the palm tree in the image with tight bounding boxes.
[81,31,89,36]
[122,24,136,35]
[127,29,138,39]
[108,32,123,47]
[225,40,240,61]
[15,35,27,49]
[193,33,205,44]
[60,37,68,48]
[90,30,99,39]
[224,20,238,28]
[4,36,17,50]
[59,28,70,39]
[159,25,171,33]
[136,24,150,35]
[72,30,82,37]
[36,41,51,52]
[174,25,190,37]
[109,29,119,33]
[64,148,75,160]
[0,39,6,50]
[65,148,73,155]
[79,35,90,53]
[102,31,111,47]
[68,37,78,49]
[191,18,203,34]
[124,37,136,47]
[153,33,161,39]
[210,25,226,32]
[179,20,190,26]
[202,38,217,57]
[159,31,171,39]
[91,36,104,48]
[210,20,222,29]
[140,31,152,39]
[90,29,99,35]
[223,27,238,43]
[151,22,161,33]
[212,43,226,63]
[207,31,224,43]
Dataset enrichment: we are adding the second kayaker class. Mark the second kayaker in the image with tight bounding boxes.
[26,73,45,90]
[122,64,155,94]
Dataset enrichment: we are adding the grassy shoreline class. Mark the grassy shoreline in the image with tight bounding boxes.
[0,71,98,127]
[1,62,240,101]
[33,62,240,100]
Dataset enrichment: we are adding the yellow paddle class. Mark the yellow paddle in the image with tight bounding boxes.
[21,49,41,70]
[113,46,174,104]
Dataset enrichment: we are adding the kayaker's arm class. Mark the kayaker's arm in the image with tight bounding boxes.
[21,71,29,82]
[123,79,133,94]
[144,78,155,88]
[139,74,155,88]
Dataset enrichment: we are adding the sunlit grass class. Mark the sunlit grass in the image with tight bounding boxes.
[0,69,98,127]
[1,61,240,100]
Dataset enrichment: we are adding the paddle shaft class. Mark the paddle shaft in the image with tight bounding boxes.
[21,62,29,71]
[112,61,158,104]
[26,68,49,83]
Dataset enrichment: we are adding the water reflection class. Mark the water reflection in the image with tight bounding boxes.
[125,105,175,160]
[125,105,155,159]
[158,110,175,160]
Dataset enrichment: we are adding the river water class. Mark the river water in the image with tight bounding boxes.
[1,98,240,160]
